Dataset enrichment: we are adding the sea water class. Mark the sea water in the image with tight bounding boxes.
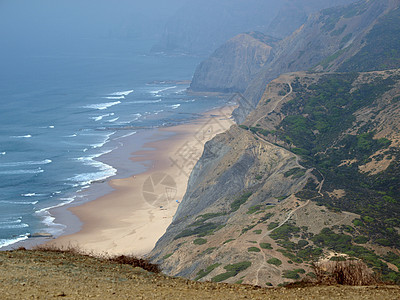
[0,38,227,249]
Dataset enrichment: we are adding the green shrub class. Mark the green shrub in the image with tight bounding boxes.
[162,253,173,260]
[268,222,279,230]
[211,261,252,283]
[282,270,300,280]
[195,263,222,281]
[247,205,262,214]
[267,258,282,266]
[230,192,253,212]
[353,236,369,244]
[223,239,235,244]
[248,247,261,253]
[193,238,207,245]
[253,229,262,235]
[270,224,300,240]
[260,243,273,249]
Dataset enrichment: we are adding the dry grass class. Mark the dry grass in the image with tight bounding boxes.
[312,260,379,286]
[32,244,160,273]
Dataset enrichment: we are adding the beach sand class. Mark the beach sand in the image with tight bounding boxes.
[47,105,235,256]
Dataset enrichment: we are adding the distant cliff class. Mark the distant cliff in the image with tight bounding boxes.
[189,33,279,93]
[235,0,400,123]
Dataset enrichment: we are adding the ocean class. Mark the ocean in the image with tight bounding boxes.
[0,37,226,249]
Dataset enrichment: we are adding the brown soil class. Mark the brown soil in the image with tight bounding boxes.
[0,250,399,299]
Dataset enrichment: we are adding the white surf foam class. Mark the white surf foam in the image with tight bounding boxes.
[0,235,29,249]
[84,101,121,110]
[115,131,137,140]
[0,200,38,205]
[110,90,134,96]
[21,193,46,197]
[150,86,176,95]
[0,169,44,175]
[170,104,181,109]
[11,135,32,138]
[91,113,115,122]
[0,159,52,168]
[0,152,5,155]
[34,197,76,237]
[107,117,119,123]
[103,96,125,100]
[90,132,115,149]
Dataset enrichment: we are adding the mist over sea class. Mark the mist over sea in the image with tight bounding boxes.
[0,37,226,248]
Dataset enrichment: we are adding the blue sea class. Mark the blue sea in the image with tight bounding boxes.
[0,38,226,249]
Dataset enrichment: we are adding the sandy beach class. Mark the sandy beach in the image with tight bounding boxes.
[47,105,235,256]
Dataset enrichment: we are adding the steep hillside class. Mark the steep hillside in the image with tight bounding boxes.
[189,33,279,93]
[2,250,399,299]
[266,0,358,38]
[151,70,400,287]
[234,0,400,122]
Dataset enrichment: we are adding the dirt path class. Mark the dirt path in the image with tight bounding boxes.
[254,200,310,286]
[252,81,293,128]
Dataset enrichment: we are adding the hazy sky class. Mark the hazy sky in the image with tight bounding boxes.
[0,0,187,55]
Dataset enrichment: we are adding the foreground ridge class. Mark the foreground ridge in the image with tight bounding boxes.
[0,250,398,300]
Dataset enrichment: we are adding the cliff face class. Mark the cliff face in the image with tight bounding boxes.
[151,70,400,286]
[189,33,278,93]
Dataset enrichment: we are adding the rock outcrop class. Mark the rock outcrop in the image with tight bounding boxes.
[189,33,278,93]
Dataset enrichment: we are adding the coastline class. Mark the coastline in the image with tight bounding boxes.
[44,105,236,256]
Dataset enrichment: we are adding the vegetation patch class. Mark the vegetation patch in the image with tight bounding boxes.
[247,205,262,214]
[284,168,307,179]
[282,269,306,280]
[270,224,300,240]
[267,258,282,266]
[230,192,253,212]
[223,239,235,245]
[195,263,222,281]
[211,261,252,283]
[162,253,173,260]
[267,222,279,230]
[253,229,262,235]
[193,238,207,245]
[260,243,273,249]
[248,247,261,253]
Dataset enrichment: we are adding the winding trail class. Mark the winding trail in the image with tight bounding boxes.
[252,82,293,128]
[254,200,310,286]
[245,79,321,285]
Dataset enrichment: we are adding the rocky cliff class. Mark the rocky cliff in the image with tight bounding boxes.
[151,69,400,286]
[189,33,279,93]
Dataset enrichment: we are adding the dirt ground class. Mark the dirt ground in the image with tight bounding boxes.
[0,250,399,300]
